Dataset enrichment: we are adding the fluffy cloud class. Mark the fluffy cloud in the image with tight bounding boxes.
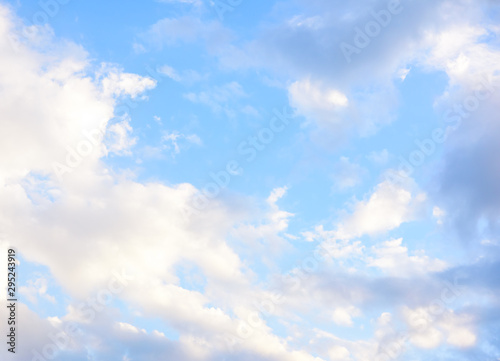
[2,1,500,359]
[0,7,335,360]
[231,187,295,258]
[368,238,448,276]
[105,119,137,156]
[19,276,56,304]
[0,10,156,183]
[288,79,348,125]
[336,177,427,239]
[332,306,362,327]
[403,306,477,349]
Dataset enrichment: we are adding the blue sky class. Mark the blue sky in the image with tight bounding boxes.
[0,0,500,360]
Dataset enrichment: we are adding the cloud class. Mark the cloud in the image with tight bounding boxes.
[288,79,349,126]
[161,131,202,157]
[397,67,411,81]
[403,306,477,349]
[331,157,367,190]
[183,81,247,117]
[0,11,333,357]
[135,15,231,52]
[336,177,427,239]
[433,206,446,225]
[0,8,156,183]
[158,64,206,84]
[100,67,156,99]
[332,306,362,327]
[212,0,496,145]
[231,187,294,257]
[19,276,56,304]
[423,24,500,244]
[2,1,500,360]
[156,0,202,5]
[157,64,181,81]
[367,149,389,165]
[368,238,448,277]
[105,119,137,156]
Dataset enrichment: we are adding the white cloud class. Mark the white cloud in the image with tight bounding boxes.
[242,104,260,117]
[403,307,477,349]
[397,67,411,81]
[183,81,247,117]
[368,238,448,276]
[336,177,427,239]
[0,8,156,183]
[153,115,162,125]
[267,186,288,205]
[288,79,348,126]
[158,64,206,85]
[157,64,181,81]
[100,68,156,99]
[0,16,323,355]
[1,2,498,360]
[19,276,56,304]
[433,206,446,225]
[161,131,202,157]
[287,78,398,147]
[332,306,362,327]
[367,149,389,165]
[117,322,144,334]
[138,130,202,160]
[302,225,364,260]
[332,157,367,190]
[0,8,260,358]
[135,15,231,52]
[327,345,351,361]
[232,187,294,255]
[105,119,137,156]
[288,15,325,30]
[311,328,378,361]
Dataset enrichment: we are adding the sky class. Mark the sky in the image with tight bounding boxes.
[0,0,499,360]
